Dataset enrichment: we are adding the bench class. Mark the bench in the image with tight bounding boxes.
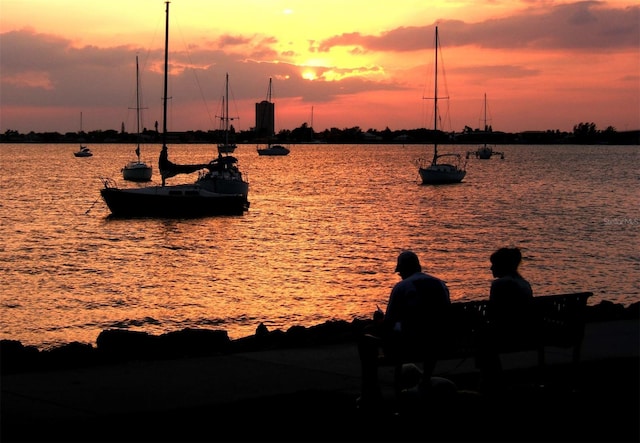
[377,292,593,391]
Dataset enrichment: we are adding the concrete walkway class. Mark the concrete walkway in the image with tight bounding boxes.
[2,319,638,442]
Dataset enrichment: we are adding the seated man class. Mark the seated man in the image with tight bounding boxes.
[357,250,451,406]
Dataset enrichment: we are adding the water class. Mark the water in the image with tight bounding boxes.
[1,143,638,350]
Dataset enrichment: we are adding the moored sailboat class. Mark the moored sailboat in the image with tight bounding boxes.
[122,56,153,181]
[415,26,466,185]
[466,93,504,160]
[73,112,93,157]
[100,1,248,218]
[216,73,237,155]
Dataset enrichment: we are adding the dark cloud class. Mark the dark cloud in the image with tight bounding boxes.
[316,2,639,52]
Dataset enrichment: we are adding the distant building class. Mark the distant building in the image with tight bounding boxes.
[255,100,274,138]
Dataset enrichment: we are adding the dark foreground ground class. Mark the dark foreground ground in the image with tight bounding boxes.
[3,355,638,443]
[2,312,638,443]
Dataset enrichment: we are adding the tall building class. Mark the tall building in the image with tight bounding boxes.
[255,100,274,138]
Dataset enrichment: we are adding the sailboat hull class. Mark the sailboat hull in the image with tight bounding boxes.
[217,144,237,154]
[74,147,92,157]
[477,147,493,159]
[257,145,290,156]
[419,165,466,184]
[122,161,152,182]
[100,185,248,218]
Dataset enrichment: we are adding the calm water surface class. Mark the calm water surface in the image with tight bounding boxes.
[1,143,638,350]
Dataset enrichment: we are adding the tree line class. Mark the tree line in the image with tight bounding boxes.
[1,121,638,145]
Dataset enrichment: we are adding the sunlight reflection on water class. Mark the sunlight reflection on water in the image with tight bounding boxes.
[0,143,638,349]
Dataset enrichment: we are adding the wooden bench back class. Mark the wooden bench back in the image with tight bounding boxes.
[440,291,592,359]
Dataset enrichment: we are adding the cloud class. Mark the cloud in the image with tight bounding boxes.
[316,2,639,52]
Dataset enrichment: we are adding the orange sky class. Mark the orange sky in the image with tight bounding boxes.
[1,0,638,134]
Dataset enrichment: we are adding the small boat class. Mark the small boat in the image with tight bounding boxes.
[216,73,237,155]
[100,2,248,218]
[466,94,504,160]
[122,56,152,181]
[256,78,290,156]
[73,112,93,157]
[257,144,290,156]
[415,26,466,185]
[74,146,93,157]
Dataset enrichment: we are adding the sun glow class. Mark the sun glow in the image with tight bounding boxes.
[302,70,317,81]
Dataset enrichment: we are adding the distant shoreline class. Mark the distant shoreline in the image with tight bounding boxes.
[2,127,639,145]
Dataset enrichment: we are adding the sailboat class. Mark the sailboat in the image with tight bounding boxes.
[122,56,153,181]
[73,112,93,157]
[256,78,290,156]
[216,73,237,154]
[466,93,504,160]
[415,26,466,185]
[100,1,249,218]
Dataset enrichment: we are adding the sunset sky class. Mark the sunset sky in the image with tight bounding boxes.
[1,0,638,135]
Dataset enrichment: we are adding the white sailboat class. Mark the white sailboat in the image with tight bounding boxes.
[415,26,466,185]
[257,78,290,156]
[100,1,249,217]
[122,56,153,181]
[216,72,237,154]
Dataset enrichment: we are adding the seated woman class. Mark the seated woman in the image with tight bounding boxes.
[476,247,534,390]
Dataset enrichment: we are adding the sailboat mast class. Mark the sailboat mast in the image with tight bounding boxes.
[483,92,488,149]
[135,55,141,160]
[483,93,487,131]
[162,1,169,147]
[225,73,229,146]
[432,26,439,165]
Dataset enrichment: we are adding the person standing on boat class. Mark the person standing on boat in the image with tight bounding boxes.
[357,250,451,407]
[475,247,534,390]
[159,145,170,186]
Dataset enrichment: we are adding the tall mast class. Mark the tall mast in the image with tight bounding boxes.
[483,93,487,131]
[162,1,170,147]
[135,55,141,160]
[483,92,488,149]
[224,73,229,146]
[432,26,439,165]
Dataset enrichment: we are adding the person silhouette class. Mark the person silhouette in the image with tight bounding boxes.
[476,247,534,390]
[357,250,451,408]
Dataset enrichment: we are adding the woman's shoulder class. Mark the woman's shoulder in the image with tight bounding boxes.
[491,275,533,299]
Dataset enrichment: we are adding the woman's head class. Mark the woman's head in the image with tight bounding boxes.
[490,247,522,277]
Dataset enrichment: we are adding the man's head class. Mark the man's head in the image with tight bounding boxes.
[395,250,422,277]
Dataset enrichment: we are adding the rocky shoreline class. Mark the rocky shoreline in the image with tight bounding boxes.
[2,299,638,375]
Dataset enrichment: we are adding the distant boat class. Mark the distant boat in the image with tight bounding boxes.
[122,56,153,182]
[216,73,238,155]
[466,93,504,160]
[100,1,248,218]
[415,26,466,185]
[257,144,290,156]
[256,78,290,156]
[73,112,93,157]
